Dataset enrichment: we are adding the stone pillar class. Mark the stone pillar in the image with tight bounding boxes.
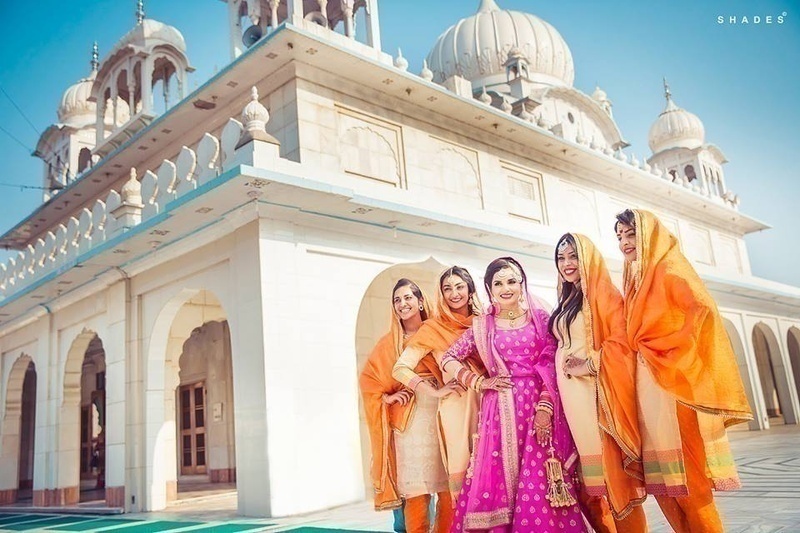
[742,319,771,430]
[264,0,277,30]
[104,280,127,508]
[141,58,153,116]
[228,0,245,59]
[341,0,355,38]
[286,0,304,25]
[32,313,56,506]
[365,0,381,51]
[0,392,22,504]
[127,81,136,118]
[227,220,272,517]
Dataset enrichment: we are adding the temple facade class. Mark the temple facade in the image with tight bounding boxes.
[0,0,799,519]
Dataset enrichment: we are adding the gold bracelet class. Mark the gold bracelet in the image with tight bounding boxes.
[473,376,485,391]
[587,358,598,376]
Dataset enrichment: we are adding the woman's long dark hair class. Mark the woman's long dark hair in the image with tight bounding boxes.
[392,278,429,321]
[548,234,583,346]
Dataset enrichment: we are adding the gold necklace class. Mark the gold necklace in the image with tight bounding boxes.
[497,307,524,320]
[497,308,527,327]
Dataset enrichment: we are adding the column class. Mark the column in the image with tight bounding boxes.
[365,0,381,51]
[227,220,272,517]
[286,0,304,25]
[104,280,128,508]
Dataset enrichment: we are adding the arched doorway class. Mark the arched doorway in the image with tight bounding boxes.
[60,330,106,505]
[722,319,760,430]
[752,323,796,425]
[152,290,237,506]
[0,355,36,505]
[788,327,800,402]
[354,257,447,494]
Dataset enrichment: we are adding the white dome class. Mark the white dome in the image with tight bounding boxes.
[58,72,97,126]
[648,96,705,153]
[426,0,574,90]
[116,18,187,54]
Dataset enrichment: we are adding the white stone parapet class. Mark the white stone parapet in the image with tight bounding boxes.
[0,99,277,303]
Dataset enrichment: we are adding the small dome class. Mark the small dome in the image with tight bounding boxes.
[58,72,97,126]
[591,86,608,102]
[648,90,705,153]
[115,18,187,54]
[426,0,574,90]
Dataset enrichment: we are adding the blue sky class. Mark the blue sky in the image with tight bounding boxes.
[0,0,798,285]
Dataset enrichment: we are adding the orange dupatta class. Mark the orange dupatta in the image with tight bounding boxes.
[622,210,752,491]
[406,284,481,374]
[622,210,752,423]
[358,294,441,510]
[569,234,646,518]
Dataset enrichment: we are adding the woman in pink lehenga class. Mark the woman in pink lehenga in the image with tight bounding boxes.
[442,257,587,533]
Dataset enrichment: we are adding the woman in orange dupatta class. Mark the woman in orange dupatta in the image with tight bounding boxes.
[548,233,647,533]
[392,266,484,512]
[615,209,753,533]
[359,278,449,533]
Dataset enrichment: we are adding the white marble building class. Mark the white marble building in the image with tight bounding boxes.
[1,0,799,519]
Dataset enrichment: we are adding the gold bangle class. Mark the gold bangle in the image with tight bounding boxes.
[587,358,598,376]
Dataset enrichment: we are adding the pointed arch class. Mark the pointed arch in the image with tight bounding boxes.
[752,323,796,424]
[0,354,36,504]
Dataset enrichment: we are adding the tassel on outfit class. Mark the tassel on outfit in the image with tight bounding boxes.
[545,445,577,508]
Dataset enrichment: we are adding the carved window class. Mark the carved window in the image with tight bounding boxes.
[504,164,546,224]
[337,106,404,186]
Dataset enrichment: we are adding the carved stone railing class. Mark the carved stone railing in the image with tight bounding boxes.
[0,89,273,303]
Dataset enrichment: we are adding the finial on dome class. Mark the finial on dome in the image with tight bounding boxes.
[237,86,280,148]
[394,49,409,71]
[420,59,433,82]
[136,0,145,25]
[242,86,269,124]
[661,77,680,112]
[91,42,99,72]
[477,0,501,13]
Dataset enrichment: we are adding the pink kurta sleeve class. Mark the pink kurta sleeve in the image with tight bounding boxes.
[441,328,477,367]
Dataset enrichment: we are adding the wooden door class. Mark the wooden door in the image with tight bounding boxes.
[179,382,207,475]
